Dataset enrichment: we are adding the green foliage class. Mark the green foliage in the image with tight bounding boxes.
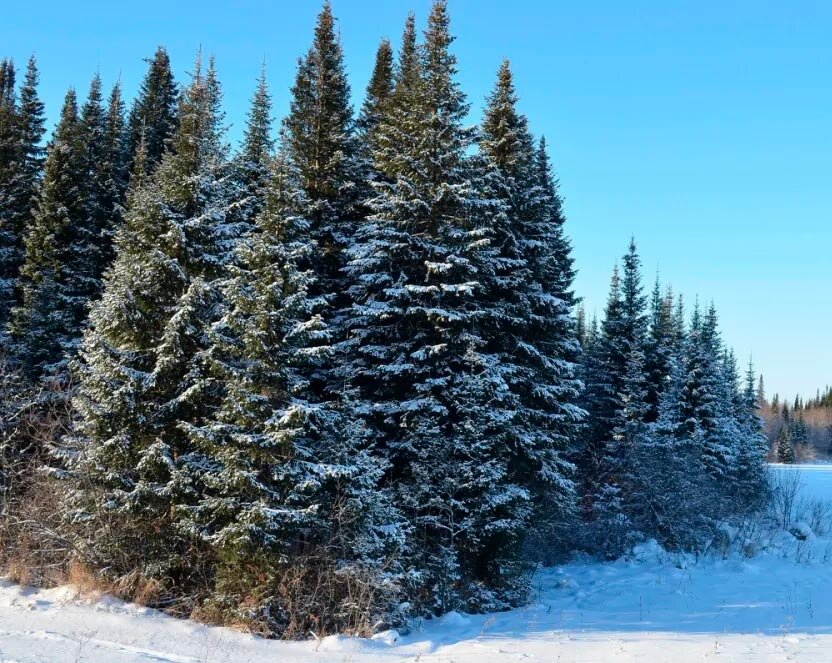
[127,46,178,174]
[0,57,45,329]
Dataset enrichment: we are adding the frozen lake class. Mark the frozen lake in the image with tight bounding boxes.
[770,463,832,501]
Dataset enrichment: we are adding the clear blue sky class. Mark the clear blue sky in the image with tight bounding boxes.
[4,0,831,400]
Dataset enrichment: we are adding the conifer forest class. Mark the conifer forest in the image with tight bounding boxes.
[0,0,794,645]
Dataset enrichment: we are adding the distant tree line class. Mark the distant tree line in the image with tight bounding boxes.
[0,0,768,638]
[761,385,832,463]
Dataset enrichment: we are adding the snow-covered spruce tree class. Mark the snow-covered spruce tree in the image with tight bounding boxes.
[789,412,809,447]
[722,349,743,421]
[9,88,88,380]
[696,304,741,482]
[670,292,686,353]
[97,82,131,267]
[579,267,623,517]
[77,75,128,306]
[356,39,394,140]
[283,1,359,325]
[477,60,581,563]
[343,1,536,613]
[585,312,599,351]
[638,299,768,547]
[0,57,45,332]
[127,46,178,174]
[532,136,577,310]
[10,76,127,383]
[239,68,273,177]
[578,240,648,555]
[776,425,795,464]
[181,149,400,635]
[222,67,274,250]
[355,37,394,203]
[0,59,20,329]
[643,278,675,423]
[734,360,768,506]
[615,240,650,438]
[69,56,233,588]
[625,308,720,550]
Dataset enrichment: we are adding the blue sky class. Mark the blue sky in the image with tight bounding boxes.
[3,0,831,400]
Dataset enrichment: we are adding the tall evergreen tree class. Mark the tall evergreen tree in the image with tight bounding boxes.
[697,305,740,480]
[10,88,87,377]
[184,152,397,633]
[0,56,45,329]
[344,1,541,611]
[241,68,273,170]
[735,360,768,504]
[283,1,358,318]
[616,239,649,435]
[0,58,18,327]
[127,46,178,174]
[575,304,587,348]
[776,425,795,464]
[76,75,117,303]
[355,38,395,210]
[227,66,273,241]
[533,136,576,309]
[756,374,766,408]
[577,241,651,553]
[478,58,581,556]
[71,55,232,582]
[644,278,674,423]
[580,266,624,506]
[356,38,394,153]
[98,82,130,265]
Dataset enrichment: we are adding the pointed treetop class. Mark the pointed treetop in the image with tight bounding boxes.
[534,136,558,198]
[395,12,419,92]
[368,38,394,101]
[423,0,462,101]
[425,0,453,51]
[106,80,123,112]
[283,0,353,208]
[690,296,702,333]
[359,38,394,124]
[607,264,621,302]
[242,65,273,166]
[16,56,45,155]
[481,59,530,174]
[171,50,225,169]
[59,88,80,125]
[128,45,178,171]
[81,73,104,126]
[650,273,662,309]
[316,0,336,41]
[104,81,127,140]
[86,72,102,101]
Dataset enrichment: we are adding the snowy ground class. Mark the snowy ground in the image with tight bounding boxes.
[3,465,832,662]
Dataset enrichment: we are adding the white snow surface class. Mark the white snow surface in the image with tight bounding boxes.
[4,464,832,662]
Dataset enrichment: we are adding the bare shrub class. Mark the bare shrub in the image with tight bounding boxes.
[0,369,77,586]
[806,499,832,537]
[769,468,803,529]
[195,550,401,638]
